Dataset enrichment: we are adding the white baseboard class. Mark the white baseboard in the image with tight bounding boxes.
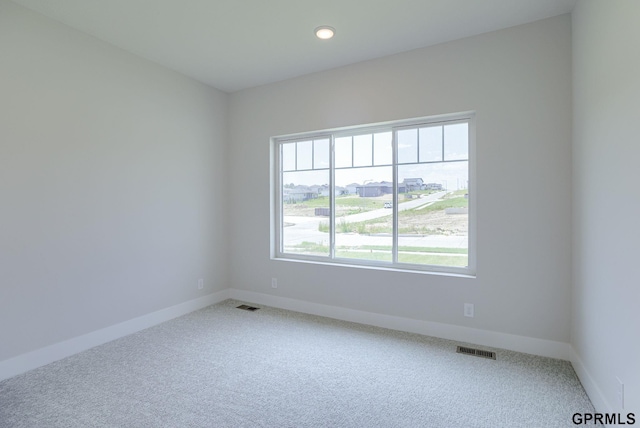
[569,346,613,415]
[4,285,611,422]
[228,289,573,361]
[0,290,230,381]
[4,287,609,418]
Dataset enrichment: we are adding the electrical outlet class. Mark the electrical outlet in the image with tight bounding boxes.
[464,303,474,318]
[616,377,624,409]
[198,278,204,290]
[271,278,278,289]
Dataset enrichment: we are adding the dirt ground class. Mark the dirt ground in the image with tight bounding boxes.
[404,209,468,236]
[284,198,468,236]
[352,209,467,236]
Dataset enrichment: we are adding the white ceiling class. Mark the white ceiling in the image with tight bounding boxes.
[10,0,577,93]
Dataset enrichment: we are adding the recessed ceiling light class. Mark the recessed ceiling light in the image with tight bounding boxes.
[315,26,335,40]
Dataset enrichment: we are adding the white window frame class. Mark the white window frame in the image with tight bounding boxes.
[270,112,476,277]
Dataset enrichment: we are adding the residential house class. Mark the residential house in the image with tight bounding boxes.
[403,178,425,191]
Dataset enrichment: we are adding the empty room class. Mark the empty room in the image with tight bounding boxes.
[1,0,638,426]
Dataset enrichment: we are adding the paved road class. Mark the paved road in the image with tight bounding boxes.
[283,191,467,250]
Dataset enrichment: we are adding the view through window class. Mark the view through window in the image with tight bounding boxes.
[276,114,473,274]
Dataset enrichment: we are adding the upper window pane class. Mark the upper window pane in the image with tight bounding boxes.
[374,132,392,165]
[282,143,296,171]
[444,123,468,161]
[314,138,330,169]
[335,136,352,168]
[398,129,418,164]
[419,126,443,162]
[353,134,373,167]
[297,140,313,170]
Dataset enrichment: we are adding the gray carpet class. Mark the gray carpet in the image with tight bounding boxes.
[0,299,596,427]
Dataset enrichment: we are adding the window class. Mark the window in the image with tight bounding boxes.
[272,113,474,275]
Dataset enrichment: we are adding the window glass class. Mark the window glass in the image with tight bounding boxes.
[334,165,393,262]
[296,140,313,170]
[397,162,468,267]
[282,143,296,171]
[276,114,473,275]
[419,126,442,162]
[282,169,330,257]
[444,123,468,161]
[373,132,392,165]
[397,129,418,164]
[335,136,352,168]
[353,134,373,167]
[314,138,330,169]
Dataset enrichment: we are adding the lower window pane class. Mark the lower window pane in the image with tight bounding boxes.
[282,170,330,256]
[334,166,392,262]
[397,162,469,267]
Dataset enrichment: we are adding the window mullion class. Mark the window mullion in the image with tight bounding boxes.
[351,136,354,167]
[330,135,336,259]
[278,143,284,255]
[371,134,374,166]
[441,125,445,162]
[416,127,420,163]
[392,129,399,264]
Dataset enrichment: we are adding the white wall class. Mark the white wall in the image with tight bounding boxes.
[572,0,640,414]
[0,1,229,362]
[229,16,572,344]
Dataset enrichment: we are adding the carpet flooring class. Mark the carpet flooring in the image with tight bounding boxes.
[0,299,597,427]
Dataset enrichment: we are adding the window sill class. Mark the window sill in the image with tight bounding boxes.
[272,255,476,279]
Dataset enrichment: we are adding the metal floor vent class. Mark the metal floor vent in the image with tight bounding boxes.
[236,304,260,312]
[456,346,496,360]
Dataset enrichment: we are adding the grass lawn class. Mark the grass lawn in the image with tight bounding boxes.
[286,242,468,267]
[358,245,467,254]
